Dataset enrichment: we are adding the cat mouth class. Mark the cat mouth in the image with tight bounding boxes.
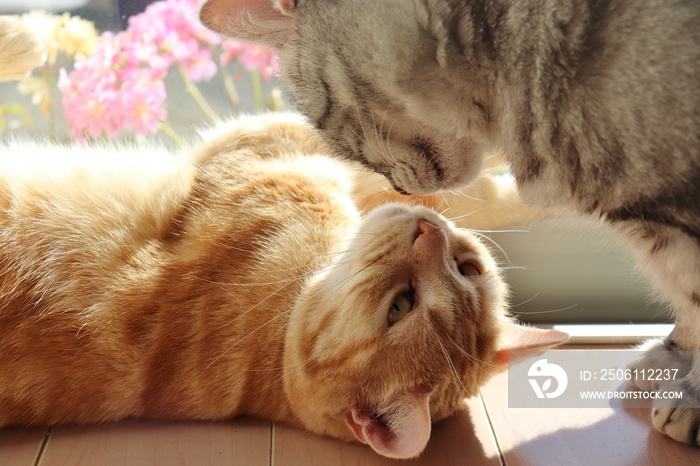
[387,177,411,195]
[386,148,445,196]
[413,137,445,190]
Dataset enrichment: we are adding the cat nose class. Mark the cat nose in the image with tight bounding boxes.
[416,219,441,237]
[413,219,445,248]
[413,220,446,263]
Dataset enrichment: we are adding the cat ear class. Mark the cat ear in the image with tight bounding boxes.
[493,321,569,365]
[199,0,297,48]
[345,392,431,459]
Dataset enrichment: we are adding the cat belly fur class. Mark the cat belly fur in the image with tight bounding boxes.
[0,120,356,428]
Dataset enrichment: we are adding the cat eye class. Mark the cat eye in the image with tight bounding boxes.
[388,292,414,326]
[458,261,481,277]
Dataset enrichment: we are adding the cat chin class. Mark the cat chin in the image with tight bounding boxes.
[385,141,485,195]
[387,167,478,196]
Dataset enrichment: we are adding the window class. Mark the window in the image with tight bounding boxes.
[486,218,671,325]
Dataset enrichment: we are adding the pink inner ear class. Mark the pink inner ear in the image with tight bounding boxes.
[493,322,569,366]
[199,0,295,47]
[500,324,568,351]
[345,392,431,459]
[277,0,295,11]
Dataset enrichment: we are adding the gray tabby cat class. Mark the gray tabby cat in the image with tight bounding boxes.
[200,0,700,446]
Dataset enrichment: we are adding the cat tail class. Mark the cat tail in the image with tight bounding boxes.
[0,16,46,82]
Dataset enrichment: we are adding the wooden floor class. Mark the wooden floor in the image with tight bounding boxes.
[2,349,699,466]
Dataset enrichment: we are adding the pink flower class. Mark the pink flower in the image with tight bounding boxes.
[119,73,168,136]
[58,0,282,140]
[59,31,167,139]
[128,0,220,82]
[220,40,279,79]
[59,74,121,140]
[219,41,246,67]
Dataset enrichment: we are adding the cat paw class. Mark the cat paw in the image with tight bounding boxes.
[627,340,692,391]
[0,16,46,81]
[649,382,700,446]
[627,339,699,445]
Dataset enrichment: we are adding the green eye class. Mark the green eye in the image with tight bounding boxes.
[388,292,414,326]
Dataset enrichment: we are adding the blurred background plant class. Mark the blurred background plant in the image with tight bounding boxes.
[1,0,284,144]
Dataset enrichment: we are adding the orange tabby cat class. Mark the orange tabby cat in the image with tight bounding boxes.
[0,112,566,459]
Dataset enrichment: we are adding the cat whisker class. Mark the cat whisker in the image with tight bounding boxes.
[199,243,379,359]
[514,303,578,315]
[468,229,531,234]
[209,239,269,255]
[255,351,323,396]
[215,279,301,330]
[445,187,468,196]
[213,244,380,343]
[369,109,398,168]
[509,293,540,308]
[469,231,511,265]
[377,116,397,167]
[478,164,506,176]
[443,333,500,371]
[351,99,395,170]
[193,244,369,289]
[446,190,495,210]
[498,265,527,271]
[447,188,485,203]
[211,238,361,256]
[193,275,303,287]
[353,99,371,150]
[246,354,316,373]
[311,255,384,301]
[447,209,484,223]
[438,192,451,212]
[205,307,295,372]
[436,337,469,395]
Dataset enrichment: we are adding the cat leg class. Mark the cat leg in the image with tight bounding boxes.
[0,16,46,81]
[620,224,700,445]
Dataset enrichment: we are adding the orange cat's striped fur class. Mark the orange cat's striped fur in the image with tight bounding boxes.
[0,18,566,459]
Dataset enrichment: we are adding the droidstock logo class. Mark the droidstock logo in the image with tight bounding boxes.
[528,359,568,399]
